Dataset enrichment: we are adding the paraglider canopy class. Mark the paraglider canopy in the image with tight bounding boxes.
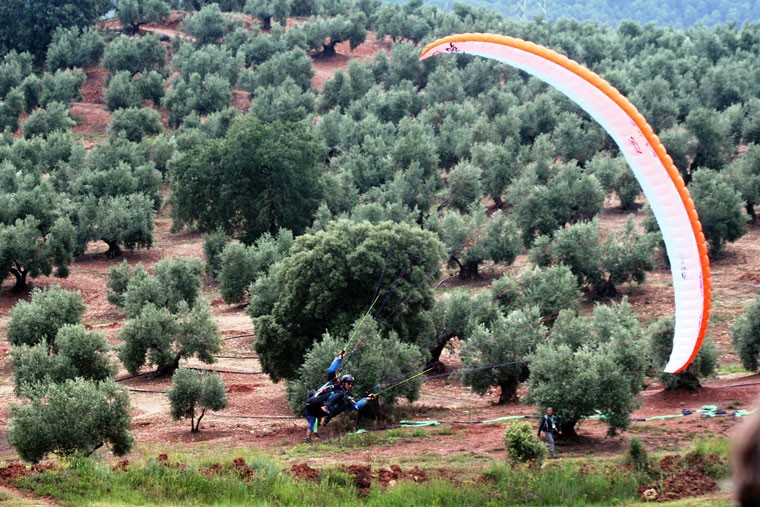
[420,33,711,373]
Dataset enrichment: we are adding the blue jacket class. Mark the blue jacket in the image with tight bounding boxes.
[306,356,369,416]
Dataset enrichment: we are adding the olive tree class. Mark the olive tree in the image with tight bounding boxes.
[526,301,649,437]
[183,3,229,45]
[170,114,324,242]
[117,0,170,34]
[528,217,658,297]
[46,26,104,71]
[428,290,502,365]
[8,378,133,463]
[286,317,424,416]
[0,215,77,292]
[102,34,166,76]
[218,229,293,304]
[491,265,582,324]
[689,168,748,256]
[649,317,717,390]
[6,285,85,350]
[433,209,522,280]
[732,297,760,372]
[119,300,222,375]
[460,306,546,404]
[167,368,227,432]
[250,219,444,382]
[10,324,116,396]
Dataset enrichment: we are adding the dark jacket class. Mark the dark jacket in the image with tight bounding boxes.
[537,414,559,436]
[305,356,369,417]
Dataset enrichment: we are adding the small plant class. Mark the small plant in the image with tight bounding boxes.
[167,368,228,432]
[627,437,650,480]
[504,421,546,467]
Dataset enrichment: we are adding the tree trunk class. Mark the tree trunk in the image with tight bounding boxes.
[157,355,181,377]
[458,259,480,280]
[498,380,518,404]
[262,16,272,31]
[747,202,757,224]
[595,278,618,298]
[104,240,122,257]
[10,264,27,292]
[428,331,456,364]
[559,420,577,438]
[322,40,338,57]
[192,409,206,433]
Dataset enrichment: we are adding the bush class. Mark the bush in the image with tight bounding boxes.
[22,101,75,138]
[649,317,718,389]
[7,285,85,351]
[203,227,229,278]
[732,297,760,371]
[10,324,116,396]
[166,368,228,432]
[104,71,141,111]
[109,107,163,142]
[628,437,650,478]
[46,27,104,71]
[504,421,546,467]
[7,378,133,463]
[39,69,86,107]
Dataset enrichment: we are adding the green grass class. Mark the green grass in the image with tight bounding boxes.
[9,451,658,507]
[9,438,736,507]
[715,363,753,376]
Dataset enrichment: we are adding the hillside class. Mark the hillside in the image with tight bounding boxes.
[1,2,760,505]
[423,0,760,28]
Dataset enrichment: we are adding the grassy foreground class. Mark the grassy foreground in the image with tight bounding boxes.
[6,436,733,507]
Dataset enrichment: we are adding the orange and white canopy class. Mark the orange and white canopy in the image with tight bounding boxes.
[420,34,711,373]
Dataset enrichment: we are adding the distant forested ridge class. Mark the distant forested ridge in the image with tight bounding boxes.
[419,0,760,28]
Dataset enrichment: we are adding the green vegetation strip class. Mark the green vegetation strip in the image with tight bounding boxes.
[10,452,655,506]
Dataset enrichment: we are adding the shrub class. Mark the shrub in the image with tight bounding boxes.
[504,421,546,467]
[10,324,116,396]
[732,297,760,371]
[109,107,163,142]
[39,69,86,107]
[202,227,229,278]
[628,437,650,477]
[104,71,141,111]
[7,378,133,463]
[167,368,228,432]
[22,101,75,138]
[46,27,104,71]
[7,285,85,351]
[106,260,148,307]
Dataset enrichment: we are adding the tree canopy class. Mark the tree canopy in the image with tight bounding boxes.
[170,115,325,243]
